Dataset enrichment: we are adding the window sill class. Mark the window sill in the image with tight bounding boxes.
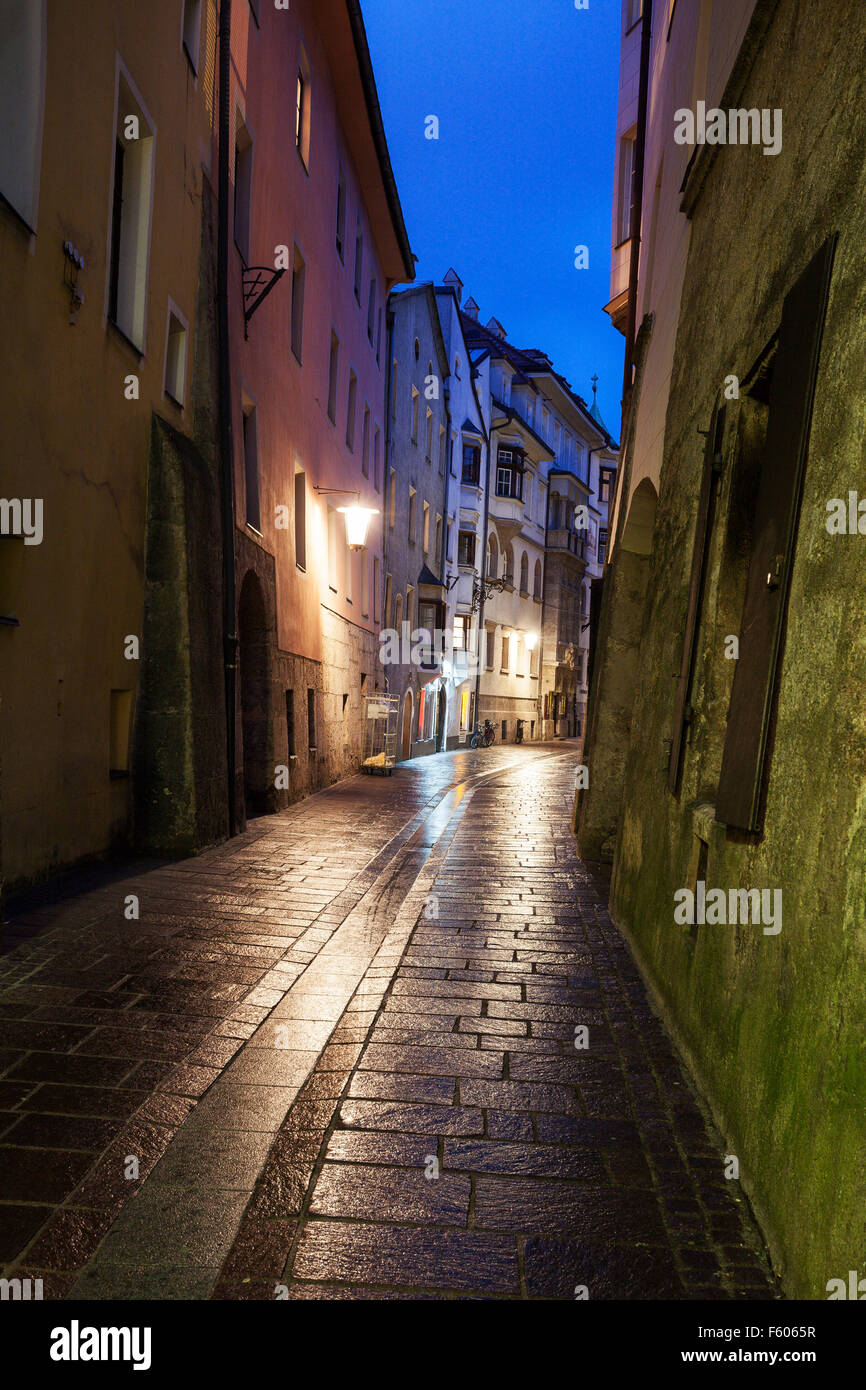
[107,317,144,360]
[246,522,263,538]
[291,348,302,366]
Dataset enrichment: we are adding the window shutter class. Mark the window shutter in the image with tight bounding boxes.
[716,234,837,832]
[667,403,725,794]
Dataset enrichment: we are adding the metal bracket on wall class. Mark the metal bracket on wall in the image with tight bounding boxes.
[242,266,286,339]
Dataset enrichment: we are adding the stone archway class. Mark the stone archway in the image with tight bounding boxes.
[401,689,413,761]
[237,569,271,817]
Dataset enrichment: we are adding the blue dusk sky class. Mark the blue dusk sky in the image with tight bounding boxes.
[363,0,625,440]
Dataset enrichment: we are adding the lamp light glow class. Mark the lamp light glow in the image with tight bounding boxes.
[338,505,379,550]
[525,631,539,652]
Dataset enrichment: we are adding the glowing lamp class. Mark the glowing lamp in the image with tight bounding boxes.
[338,505,379,550]
[525,631,539,652]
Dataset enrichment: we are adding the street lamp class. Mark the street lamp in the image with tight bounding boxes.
[313,485,379,550]
[338,505,379,550]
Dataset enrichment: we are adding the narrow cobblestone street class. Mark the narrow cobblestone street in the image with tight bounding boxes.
[0,746,778,1300]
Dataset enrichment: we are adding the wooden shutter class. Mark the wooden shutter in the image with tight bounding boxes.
[667,403,726,794]
[716,234,837,832]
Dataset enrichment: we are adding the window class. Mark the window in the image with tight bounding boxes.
[163,304,188,406]
[411,387,419,443]
[327,505,337,589]
[408,488,417,543]
[307,688,316,749]
[462,444,480,485]
[335,165,346,260]
[389,468,396,527]
[446,518,453,562]
[496,448,524,499]
[455,355,461,379]
[242,397,260,531]
[285,690,295,757]
[616,132,635,246]
[362,404,370,477]
[182,0,202,70]
[361,549,369,617]
[294,467,306,570]
[109,690,133,774]
[533,558,542,599]
[423,502,430,553]
[439,426,447,474]
[453,615,469,650]
[383,573,392,627]
[368,275,376,342]
[373,556,380,622]
[485,624,495,671]
[345,526,354,603]
[486,532,498,578]
[627,0,643,28]
[599,527,608,564]
[353,219,363,302]
[327,331,339,423]
[425,408,433,461]
[435,514,442,563]
[504,546,514,587]
[233,112,253,262]
[108,76,156,348]
[458,530,476,567]
[391,361,398,419]
[291,245,305,362]
[346,369,357,450]
[0,0,46,230]
[295,45,311,170]
[519,552,529,595]
[373,425,381,491]
[394,592,403,633]
[600,468,612,503]
[501,632,511,674]
[406,585,414,626]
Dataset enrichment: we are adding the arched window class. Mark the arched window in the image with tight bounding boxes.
[519,552,529,595]
[487,532,498,578]
[394,592,403,633]
[505,545,514,587]
[533,559,542,599]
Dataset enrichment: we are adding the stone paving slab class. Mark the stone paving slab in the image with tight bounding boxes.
[0,747,782,1300]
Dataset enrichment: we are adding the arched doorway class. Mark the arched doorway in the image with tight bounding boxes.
[436,687,446,752]
[237,570,271,817]
[401,689,413,761]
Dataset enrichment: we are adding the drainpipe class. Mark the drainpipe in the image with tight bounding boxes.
[383,307,395,683]
[217,0,238,836]
[621,0,652,412]
[540,469,552,738]
[474,431,492,729]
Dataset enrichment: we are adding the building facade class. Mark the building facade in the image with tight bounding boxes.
[382,283,452,760]
[225,0,413,824]
[0,0,224,894]
[580,0,866,1296]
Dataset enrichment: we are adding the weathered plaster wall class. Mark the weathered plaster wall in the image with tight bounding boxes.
[608,0,866,1297]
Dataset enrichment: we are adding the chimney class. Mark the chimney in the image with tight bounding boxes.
[442,267,463,305]
[463,296,479,321]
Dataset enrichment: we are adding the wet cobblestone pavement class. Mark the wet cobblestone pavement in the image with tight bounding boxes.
[0,746,780,1300]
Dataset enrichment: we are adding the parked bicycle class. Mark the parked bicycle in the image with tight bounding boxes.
[469,720,496,749]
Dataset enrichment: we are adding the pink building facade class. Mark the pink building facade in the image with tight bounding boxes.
[222,0,413,820]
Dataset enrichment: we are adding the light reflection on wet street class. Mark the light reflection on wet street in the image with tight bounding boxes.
[0,745,777,1299]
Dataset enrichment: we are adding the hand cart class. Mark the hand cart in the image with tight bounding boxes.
[361,694,399,774]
